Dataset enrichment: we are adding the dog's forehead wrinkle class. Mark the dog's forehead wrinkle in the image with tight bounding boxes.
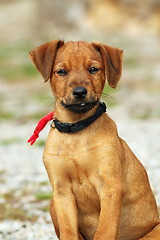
[58,41,101,60]
[55,51,103,71]
[73,41,82,53]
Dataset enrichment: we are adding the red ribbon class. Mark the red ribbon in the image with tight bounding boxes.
[28,112,54,145]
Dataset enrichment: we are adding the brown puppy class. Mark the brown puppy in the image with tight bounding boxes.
[29,40,160,240]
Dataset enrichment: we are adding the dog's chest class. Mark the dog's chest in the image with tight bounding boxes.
[59,150,101,215]
[54,138,99,184]
[44,131,102,210]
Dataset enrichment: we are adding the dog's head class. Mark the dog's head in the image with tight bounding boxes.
[29,40,123,113]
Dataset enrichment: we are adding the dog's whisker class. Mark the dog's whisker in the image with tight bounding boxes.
[42,97,55,112]
[102,92,112,99]
[101,93,117,105]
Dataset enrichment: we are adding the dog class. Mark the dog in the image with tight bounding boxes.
[29,40,160,240]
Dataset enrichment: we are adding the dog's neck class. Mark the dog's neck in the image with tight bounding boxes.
[54,101,99,123]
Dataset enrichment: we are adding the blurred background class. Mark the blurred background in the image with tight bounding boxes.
[0,0,160,239]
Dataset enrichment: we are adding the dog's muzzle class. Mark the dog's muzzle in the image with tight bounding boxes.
[61,86,98,114]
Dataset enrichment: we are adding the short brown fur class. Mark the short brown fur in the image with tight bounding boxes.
[29,40,160,240]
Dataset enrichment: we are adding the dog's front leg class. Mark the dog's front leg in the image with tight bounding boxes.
[52,184,80,240]
[94,168,123,240]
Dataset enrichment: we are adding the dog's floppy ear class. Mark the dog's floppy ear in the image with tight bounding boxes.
[93,43,123,88]
[29,40,64,81]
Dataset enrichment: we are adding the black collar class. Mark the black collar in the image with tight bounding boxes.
[51,102,106,133]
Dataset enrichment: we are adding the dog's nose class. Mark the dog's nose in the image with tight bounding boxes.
[73,87,87,99]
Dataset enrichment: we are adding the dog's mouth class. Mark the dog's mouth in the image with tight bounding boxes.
[61,101,99,114]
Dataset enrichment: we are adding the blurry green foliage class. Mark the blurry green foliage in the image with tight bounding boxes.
[35,192,52,200]
[102,85,118,107]
[0,203,38,221]
[0,41,38,82]
[0,137,21,145]
[35,140,46,147]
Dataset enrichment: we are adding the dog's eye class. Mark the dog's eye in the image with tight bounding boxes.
[57,69,67,76]
[89,67,99,74]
